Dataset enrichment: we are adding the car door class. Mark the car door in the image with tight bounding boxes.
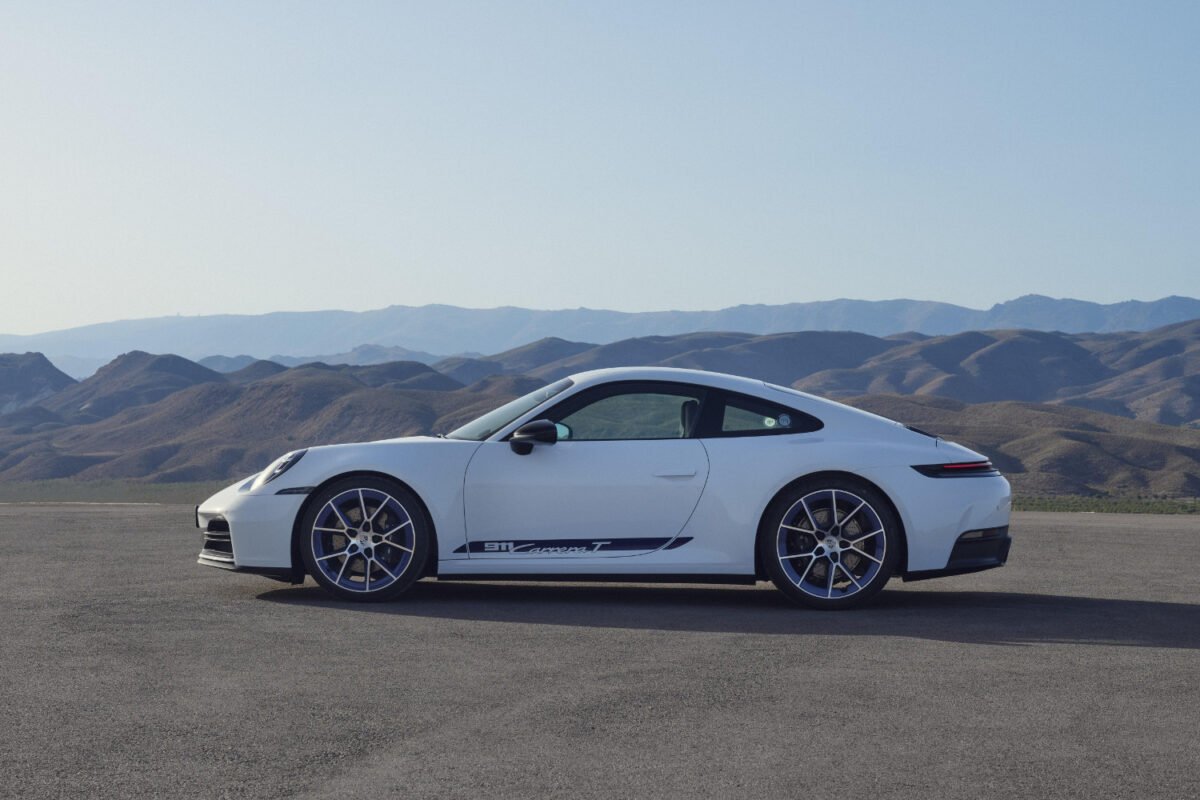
[461,382,711,559]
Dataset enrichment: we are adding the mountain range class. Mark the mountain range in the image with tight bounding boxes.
[2,318,1199,496]
[5,295,1200,378]
[424,322,1200,427]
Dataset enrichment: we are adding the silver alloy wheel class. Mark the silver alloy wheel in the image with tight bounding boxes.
[309,487,416,593]
[775,489,887,599]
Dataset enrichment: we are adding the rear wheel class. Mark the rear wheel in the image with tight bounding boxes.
[760,477,899,609]
[299,476,430,602]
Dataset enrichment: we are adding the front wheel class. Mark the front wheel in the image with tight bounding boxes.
[759,478,900,610]
[298,476,431,602]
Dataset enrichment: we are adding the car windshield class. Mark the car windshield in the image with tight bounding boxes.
[444,378,574,441]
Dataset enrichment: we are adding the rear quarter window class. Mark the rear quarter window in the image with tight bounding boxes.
[709,391,822,437]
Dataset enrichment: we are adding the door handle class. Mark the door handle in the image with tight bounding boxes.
[653,470,697,478]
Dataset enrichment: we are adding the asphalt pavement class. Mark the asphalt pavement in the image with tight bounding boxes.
[1,506,1197,799]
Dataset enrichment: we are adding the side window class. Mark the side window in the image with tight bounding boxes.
[718,393,816,436]
[551,386,704,441]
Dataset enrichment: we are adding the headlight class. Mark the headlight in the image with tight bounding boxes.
[252,449,307,490]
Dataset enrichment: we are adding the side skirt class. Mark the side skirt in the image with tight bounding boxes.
[434,573,760,586]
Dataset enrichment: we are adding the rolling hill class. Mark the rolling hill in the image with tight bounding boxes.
[434,337,594,385]
[842,396,1200,497]
[790,321,1200,427]
[0,353,75,414]
[0,365,477,483]
[41,352,226,424]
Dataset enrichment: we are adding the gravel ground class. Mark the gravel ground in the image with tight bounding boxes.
[1,506,1197,799]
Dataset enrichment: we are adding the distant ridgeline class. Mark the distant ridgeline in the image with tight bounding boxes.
[1,294,1199,372]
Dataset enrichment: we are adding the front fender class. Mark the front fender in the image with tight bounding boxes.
[222,437,483,566]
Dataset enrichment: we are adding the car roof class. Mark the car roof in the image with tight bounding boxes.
[563,366,907,432]
[566,366,780,396]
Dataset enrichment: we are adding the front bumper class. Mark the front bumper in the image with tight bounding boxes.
[194,479,308,580]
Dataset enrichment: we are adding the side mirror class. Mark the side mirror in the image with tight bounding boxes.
[509,419,558,455]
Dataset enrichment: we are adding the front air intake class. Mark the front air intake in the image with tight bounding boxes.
[199,517,234,564]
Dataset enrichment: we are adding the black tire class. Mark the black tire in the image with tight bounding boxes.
[298,475,431,602]
[759,476,900,610]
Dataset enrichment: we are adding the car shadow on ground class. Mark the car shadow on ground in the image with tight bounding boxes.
[258,580,1200,650]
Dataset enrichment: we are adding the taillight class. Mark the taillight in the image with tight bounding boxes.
[912,461,999,478]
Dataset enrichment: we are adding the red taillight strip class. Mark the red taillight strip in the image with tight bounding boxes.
[912,461,1000,478]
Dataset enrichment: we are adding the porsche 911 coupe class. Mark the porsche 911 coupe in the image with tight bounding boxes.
[195,367,1011,609]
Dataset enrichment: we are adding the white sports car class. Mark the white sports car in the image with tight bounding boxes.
[195,367,1011,609]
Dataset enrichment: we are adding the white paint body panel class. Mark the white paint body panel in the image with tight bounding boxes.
[197,367,1011,578]
[463,439,708,557]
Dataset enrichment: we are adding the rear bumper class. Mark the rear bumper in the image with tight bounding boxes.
[903,525,1011,582]
[885,468,1011,573]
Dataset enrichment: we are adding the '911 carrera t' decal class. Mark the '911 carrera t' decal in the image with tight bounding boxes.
[454,537,692,555]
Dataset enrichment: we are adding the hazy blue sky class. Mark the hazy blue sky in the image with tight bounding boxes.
[1,1,1197,335]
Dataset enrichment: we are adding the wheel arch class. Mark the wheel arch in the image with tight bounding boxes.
[753,470,908,580]
[290,470,440,579]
